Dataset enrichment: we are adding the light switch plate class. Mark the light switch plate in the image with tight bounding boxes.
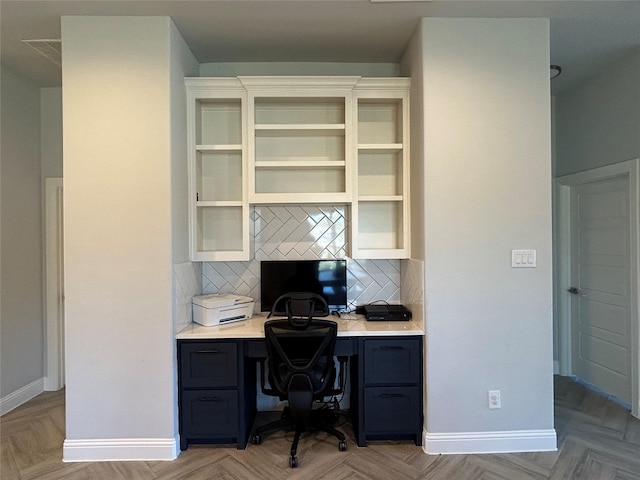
[512,249,536,268]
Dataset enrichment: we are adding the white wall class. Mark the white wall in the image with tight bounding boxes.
[61,16,192,461]
[555,48,640,176]
[417,18,555,453]
[41,87,63,179]
[0,67,44,407]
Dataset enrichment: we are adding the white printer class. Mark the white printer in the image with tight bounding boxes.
[192,293,254,326]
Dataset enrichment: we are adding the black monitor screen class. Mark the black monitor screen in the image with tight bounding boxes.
[260,260,347,313]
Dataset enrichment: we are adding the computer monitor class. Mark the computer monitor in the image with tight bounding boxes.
[260,259,347,313]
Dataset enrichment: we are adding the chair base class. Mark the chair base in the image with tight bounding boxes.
[252,407,347,468]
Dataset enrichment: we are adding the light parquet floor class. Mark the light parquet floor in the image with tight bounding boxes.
[1,375,639,479]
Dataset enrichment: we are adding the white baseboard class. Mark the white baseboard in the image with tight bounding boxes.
[44,376,62,391]
[63,437,178,462]
[423,428,557,455]
[1,378,44,416]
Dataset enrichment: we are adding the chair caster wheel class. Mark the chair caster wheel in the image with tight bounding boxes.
[252,435,261,445]
[289,455,298,468]
[339,440,347,451]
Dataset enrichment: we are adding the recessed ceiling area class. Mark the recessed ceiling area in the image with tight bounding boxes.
[1,0,639,94]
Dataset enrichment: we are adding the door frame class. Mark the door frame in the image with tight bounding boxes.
[44,177,64,391]
[555,158,639,417]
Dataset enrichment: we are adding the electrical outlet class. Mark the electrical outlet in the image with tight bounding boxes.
[488,390,501,409]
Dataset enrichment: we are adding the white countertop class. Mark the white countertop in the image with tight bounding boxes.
[176,312,424,339]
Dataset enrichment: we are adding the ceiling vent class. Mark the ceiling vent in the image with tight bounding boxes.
[22,39,62,66]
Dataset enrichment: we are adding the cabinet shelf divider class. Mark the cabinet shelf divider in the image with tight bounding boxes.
[357,144,403,152]
[255,160,346,168]
[255,123,345,131]
[358,195,403,202]
[196,200,244,207]
[196,144,243,152]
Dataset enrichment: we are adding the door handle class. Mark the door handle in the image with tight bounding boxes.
[568,287,585,297]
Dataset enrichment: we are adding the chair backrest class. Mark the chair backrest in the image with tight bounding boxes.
[264,293,338,415]
[269,291,330,328]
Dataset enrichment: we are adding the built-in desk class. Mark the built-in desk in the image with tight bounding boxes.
[176,313,424,450]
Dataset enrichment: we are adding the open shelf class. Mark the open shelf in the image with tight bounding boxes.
[196,99,242,146]
[358,150,403,198]
[358,99,403,145]
[195,206,247,257]
[357,201,405,252]
[187,79,250,261]
[251,95,348,202]
[352,91,409,259]
[255,130,345,164]
[255,97,345,125]
[196,151,243,202]
[255,166,346,195]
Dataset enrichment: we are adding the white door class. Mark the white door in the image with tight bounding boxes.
[570,175,631,403]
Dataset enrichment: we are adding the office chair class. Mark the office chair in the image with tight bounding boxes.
[252,292,347,468]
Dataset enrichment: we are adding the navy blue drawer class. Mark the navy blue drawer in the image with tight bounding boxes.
[363,386,421,433]
[180,390,239,437]
[180,342,238,388]
[363,338,421,385]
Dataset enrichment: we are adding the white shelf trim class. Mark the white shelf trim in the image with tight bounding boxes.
[250,192,350,204]
[255,123,345,131]
[255,160,346,168]
[358,143,403,152]
[196,144,242,152]
[358,195,403,202]
[196,201,243,207]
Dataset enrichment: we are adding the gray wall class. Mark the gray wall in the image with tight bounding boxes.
[0,67,44,398]
[62,16,197,460]
[407,18,555,451]
[555,48,640,176]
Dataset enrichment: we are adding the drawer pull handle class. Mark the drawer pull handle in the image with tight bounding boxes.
[380,393,404,398]
[380,346,404,351]
[198,396,221,401]
[195,350,221,354]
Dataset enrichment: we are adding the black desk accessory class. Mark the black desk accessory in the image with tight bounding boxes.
[362,304,412,321]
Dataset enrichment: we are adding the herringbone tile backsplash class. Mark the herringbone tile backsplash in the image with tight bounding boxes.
[174,205,424,327]
[202,205,401,311]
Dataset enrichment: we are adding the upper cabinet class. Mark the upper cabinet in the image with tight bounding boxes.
[352,79,410,259]
[242,77,356,205]
[186,76,410,262]
[186,79,249,261]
